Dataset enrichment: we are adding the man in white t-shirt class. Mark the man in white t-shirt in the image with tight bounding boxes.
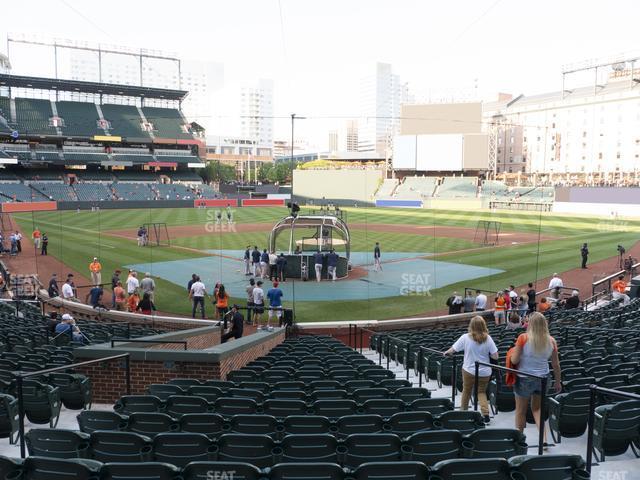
[444,318,498,423]
[126,271,140,296]
[252,280,265,326]
[189,276,207,319]
[61,278,78,302]
[548,273,563,290]
[474,290,487,311]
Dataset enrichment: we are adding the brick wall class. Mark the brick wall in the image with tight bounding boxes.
[76,330,286,403]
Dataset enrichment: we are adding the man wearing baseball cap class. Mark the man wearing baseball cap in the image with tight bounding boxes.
[89,257,102,286]
[55,314,84,342]
[221,304,244,343]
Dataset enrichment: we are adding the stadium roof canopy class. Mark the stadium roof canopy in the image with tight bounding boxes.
[0,74,188,101]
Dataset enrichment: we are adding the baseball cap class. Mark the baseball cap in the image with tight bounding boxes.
[62,313,73,321]
[232,304,241,309]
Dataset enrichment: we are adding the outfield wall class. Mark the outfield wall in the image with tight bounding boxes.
[292,169,383,203]
[553,187,640,216]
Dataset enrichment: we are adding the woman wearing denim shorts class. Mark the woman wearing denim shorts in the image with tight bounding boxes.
[510,312,562,446]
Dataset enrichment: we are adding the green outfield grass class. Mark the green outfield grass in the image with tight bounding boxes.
[11,206,640,322]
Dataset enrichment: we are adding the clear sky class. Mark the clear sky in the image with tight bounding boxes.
[2,0,639,148]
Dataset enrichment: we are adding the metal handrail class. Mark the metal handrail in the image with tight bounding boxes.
[585,385,640,473]
[15,353,131,458]
[474,361,548,456]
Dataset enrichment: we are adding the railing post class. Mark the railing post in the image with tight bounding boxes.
[17,375,25,458]
[377,336,382,366]
[125,354,131,395]
[538,376,547,455]
[127,323,131,339]
[418,346,424,388]
[585,385,598,473]
[451,355,458,404]
[386,338,390,370]
[348,324,352,348]
[473,361,480,411]
[405,343,411,381]
[359,327,363,354]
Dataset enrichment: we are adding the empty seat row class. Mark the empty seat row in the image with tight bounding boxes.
[26,429,528,468]
[79,409,484,439]
[113,395,453,419]
[0,454,591,480]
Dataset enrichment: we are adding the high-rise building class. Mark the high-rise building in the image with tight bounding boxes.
[359,62,410,153]
[240,79,274,148]
[344,119,359,152]
[328,130,339,152]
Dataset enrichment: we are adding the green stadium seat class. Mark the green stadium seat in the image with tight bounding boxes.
[393,387,430,402]
[269,462,346,480]
[385,411,435,436]
[48,373,92,410]
[90,431,152,463]
[335,415,384,439]
[548,389,591,443]
[168,378,202,387]
[280,433,339,463]
[282,415,332,436]
[179,413,226,439]
[152,432,216,467]
[98,462,180,480]
[217,433,278,468]
[509,454,590,480]
[22,380,62,427]
[341,433,403,469]
[228,414,279,437]
[147,384,185,401]
[311,400,358,418]
[127,413,179,437]
[164,395,210,418]
[213,398,258,417]
[229,388,265,403]
[405,429,463,465]
[0,394,19,444]
[437,411,485,435]
[20,457,102,480]
[77,411,127,434]
[114,395,163,416]
[593,399,640,462]
[431,458,511,480]
[461,428,527,459]
[25,429,91,459]
[351,461,429,480]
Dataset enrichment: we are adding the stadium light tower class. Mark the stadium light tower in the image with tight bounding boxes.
[290,113,306,193]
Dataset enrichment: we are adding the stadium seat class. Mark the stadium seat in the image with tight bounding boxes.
[147,384,185,401]
[187,386,225,403]
[335,415,384,438]
[410,398,454,415]
[592,399,640,461]
[48,373,92,410]
[341,433,403,468]
[262,399,308,418]
[127,413,179,437]
[309,380,342,390]
[214,398,258,417]
[431,458,511,480]
[98,462,180,480]
[89,431,152,462]
[282,415,332,436]
[25,429,91,459]
[229,388,265,403]
[152,432,216,467]
[270,390,308,401]
[563,377,596,392]
[228,414,279,436]
[205,380,235,391]
[179,413,226,439]
[269,462,346,480]
[509,454,589,480]
[19,457,102,480]
[309,389,347,401]
[361,399,405,418]
[436,411,485,434]
[113,395,163,416]
[488,376,515,413]
[239,382,270,393]
[164,395,210,417]
[182,461,262,480]
[345,380,376,392]
[548,389,591,443]
[461,428,527,459]
[351,461,429,480]
[280,434,339,463]
[167,378,202,388]
[405,430,463,465]
[385,411,435,436]
[217,434,278,468]
[273,381,306,391]
[393,387,430,402]
[22,380,62,427]
[0,394,19,443]
[77,411,126,434]
[351,388,389,402]
[0,456,21,480]
[311,400,358,418]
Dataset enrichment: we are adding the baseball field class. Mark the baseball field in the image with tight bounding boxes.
[9,206,640,322]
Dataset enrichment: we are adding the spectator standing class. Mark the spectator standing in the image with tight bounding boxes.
[40,233,48,255]
[444,316,498,423]
[110,270,121,307]
[276,253,287,282]
[548,273,563,291]
[580,243,589,269]
[113,281,127,311]
[14,231,22,253]
[314,250,324,282]
[85,285,104,308]
[187,274,197,293]
[190,276,207,319]
[126,271,139,296]
[268,251,278,280]
[215,284,230,324]
[518,290,528,317]
[446,291,463,315]
[137,292,156,315]
[373,242,382,271]
[140,273,156,303]
[510,312,562,443]
[10,233,17,255]
[260,249,270,278]
[475,290,487,311]
[266,281,284,327]
[89,258,102,286]
[246,278,256,324]
[221,304,244,343]
[252,280,265,326]
[48,273,59,298]
[61,277,77,302]
[494,291,507,325]
[463,291,476,313]
[526,283,537,313]
[127,291,140,313]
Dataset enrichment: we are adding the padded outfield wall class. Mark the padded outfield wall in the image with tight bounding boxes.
[553,187,640,217]
[292,169,383,203]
